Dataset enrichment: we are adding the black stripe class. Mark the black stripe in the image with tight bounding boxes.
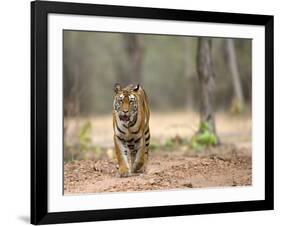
[129,120,137,128]
[134,137,142,143]
[145,134,150,142]
[116,124,125,134]
[129,114,138,127]
[116,135,125,143]
[117,135,136,144]
[128,144,134,149]
[145,128,149,135]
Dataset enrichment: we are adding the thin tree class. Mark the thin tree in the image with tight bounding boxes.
[64,45,81,161]
[64,33,81,131]
[111,49,129,86]
[225,39,245,112]
[196,37,219,142]
[183,38,194,109]
[123,34,144,84]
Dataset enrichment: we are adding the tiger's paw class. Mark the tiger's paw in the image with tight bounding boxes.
[117,166,130,178]
[118,172,130,178]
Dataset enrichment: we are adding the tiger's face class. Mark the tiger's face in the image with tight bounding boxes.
[113,84,139,125]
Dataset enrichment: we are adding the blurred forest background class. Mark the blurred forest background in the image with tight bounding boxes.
[63,30,252,162]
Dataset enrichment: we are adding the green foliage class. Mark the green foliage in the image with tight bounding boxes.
[164,138,175,149]
[79,121,92,152]
[78,121,104,159]
[64,142,71,151]
[191,121,217,151]
[163,135,189,151]
[230,98,244,114]
[181,137,189,145]
[148,136,189,152]
[149,142,160,151]
[199,121,210,132]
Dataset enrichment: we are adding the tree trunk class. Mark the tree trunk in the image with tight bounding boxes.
[183,39,194,109]
[123,34,144,84]
[196,38,219,141]
[225,39,245,111]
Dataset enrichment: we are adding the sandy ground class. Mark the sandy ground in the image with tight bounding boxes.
[64,144,251,194]
[64,111,251,194]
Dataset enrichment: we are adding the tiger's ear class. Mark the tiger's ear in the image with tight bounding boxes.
[133,84,140,92]
[114,83,121,93]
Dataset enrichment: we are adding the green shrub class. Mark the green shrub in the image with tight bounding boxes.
[164,138,174,149]
[190,121,217,151]
[79,121,92,152]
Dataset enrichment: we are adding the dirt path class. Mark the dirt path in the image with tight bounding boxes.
[64,145,251,194]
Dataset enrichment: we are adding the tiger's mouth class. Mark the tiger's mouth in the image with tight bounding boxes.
[119,115,130,122]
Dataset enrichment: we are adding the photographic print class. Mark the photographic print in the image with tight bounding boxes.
[31,1,273,224]
[63,31,252,194]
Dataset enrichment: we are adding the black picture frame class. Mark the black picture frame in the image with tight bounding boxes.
[31,0,274,224]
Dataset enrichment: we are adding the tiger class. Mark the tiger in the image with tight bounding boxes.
[113,83,150,177]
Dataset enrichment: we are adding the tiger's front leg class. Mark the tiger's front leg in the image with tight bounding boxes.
[132,146,148,174]
[114,136,130,177]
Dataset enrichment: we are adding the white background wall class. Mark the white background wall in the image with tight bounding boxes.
[0,0,279,225]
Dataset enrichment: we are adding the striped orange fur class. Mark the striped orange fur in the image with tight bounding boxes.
[112,84,150,177]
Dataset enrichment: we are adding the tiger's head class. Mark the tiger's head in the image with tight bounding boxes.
[113,83,140,125]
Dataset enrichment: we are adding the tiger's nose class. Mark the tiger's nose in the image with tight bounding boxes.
[123,109,128,113]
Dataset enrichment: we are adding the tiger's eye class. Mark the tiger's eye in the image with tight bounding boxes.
[129,94,135,102]
[119,94,124,101]
[114,100,121,111]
